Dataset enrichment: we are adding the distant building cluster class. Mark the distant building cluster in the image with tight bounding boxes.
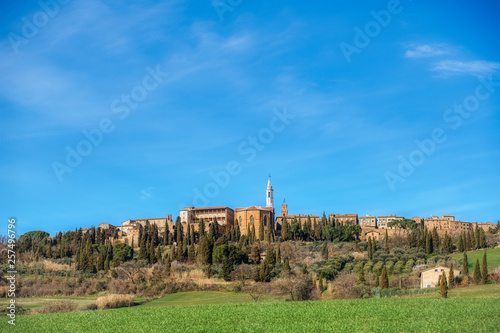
[87,177,497,246]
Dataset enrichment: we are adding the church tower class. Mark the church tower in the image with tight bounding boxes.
[266,176,274,208]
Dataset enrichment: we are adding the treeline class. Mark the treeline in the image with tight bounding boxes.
[280,213,362,242]
[406,226,488,254]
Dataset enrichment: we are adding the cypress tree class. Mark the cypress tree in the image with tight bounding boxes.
[321,241,328,260]
[462,252,469,276]
[199,219,206,238]
[197,236,212,265]
[457,235,464,252]
[186,223,191,245]
[358,266,366,284]
[367,237,372,260]
[425,231,432,254]
[139,232,147,260]
[473,259,481,284]
[371,238,376,256]
[448,264,455,289]
[188,244,195,262]
[479,228,486,248]
[259,218,265,241]
[150,240,156,264]
[380,266,389,289]
[375,275,380,288]
[249,244,261,264]
[97,254,104,271]
[384,230,389,253]
[282,219,289,241]
[276,242,281,263]
[302,264,308,275]
[251,225,256,243]
[104,254,110,272]
[156,245,162,262]
[466,230,472,251]
[318,275,324,292]
[439,271,448,298]
[283,258,291,273]
[266,248,276,268]
[259,260,271,282]
[482,252,488,284]
[222,255,233,281]
[176,217,183,245]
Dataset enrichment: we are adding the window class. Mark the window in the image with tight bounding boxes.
[250,215,254,226]
[268,192,270,197]
[435,269,438,272]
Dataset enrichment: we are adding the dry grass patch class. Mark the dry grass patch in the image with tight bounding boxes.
[95,294,135,309]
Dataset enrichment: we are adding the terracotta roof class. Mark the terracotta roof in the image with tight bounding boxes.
[235,206,274,212]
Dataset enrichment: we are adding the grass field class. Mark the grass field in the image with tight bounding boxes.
[409,282,500,298]
[5,285,500,333]
[138,291,284,308]
[450,247,500,271]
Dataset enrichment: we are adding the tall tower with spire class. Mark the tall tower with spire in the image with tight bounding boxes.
[266,176,274,208]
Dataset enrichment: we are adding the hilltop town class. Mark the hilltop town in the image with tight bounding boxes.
[91,178,497,248]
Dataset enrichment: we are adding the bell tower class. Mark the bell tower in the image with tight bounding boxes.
[281,200,288,216]
[266,176,273,208]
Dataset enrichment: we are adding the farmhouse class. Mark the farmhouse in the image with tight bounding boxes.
[420,266,461,288]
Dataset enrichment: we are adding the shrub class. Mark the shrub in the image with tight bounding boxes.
[95,294,135,309]
[37,300,77,314]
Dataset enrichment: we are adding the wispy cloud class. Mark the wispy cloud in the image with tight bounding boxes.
[140,188,154,201]
[432,60,500,77]
[405,43,453,58]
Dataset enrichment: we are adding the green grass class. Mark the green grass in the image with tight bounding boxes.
[409,282,500,298]
[450,247,500,271]
[6,297,500,332]
[138,291,284,308]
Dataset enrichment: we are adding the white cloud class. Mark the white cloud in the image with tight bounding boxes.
[405,43,453,58]
[432,60,500,77]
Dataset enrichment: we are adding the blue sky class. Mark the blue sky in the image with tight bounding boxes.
[1,0,499,236]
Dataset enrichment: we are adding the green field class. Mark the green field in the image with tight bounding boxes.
[410,283,500,298]
[138,291,284,308]
[6,290,500,332]
[450,247,500,271]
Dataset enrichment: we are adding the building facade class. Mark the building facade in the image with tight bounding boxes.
[330,213,358,225]
[179,207,234,227]
[359,215,377,227]
[275,202,319,229]
[420,266,461,288]
[377,215,404,229]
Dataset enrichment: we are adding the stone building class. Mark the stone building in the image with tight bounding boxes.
[420,266,461,288]
[275,202,319,229]
[179,206,234,227]
[236,177,275,237]
[377,215,404,229]
[330,213,358,225]
[359,215,377,227]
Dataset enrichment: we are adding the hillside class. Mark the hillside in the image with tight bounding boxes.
[449,247,500,271]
